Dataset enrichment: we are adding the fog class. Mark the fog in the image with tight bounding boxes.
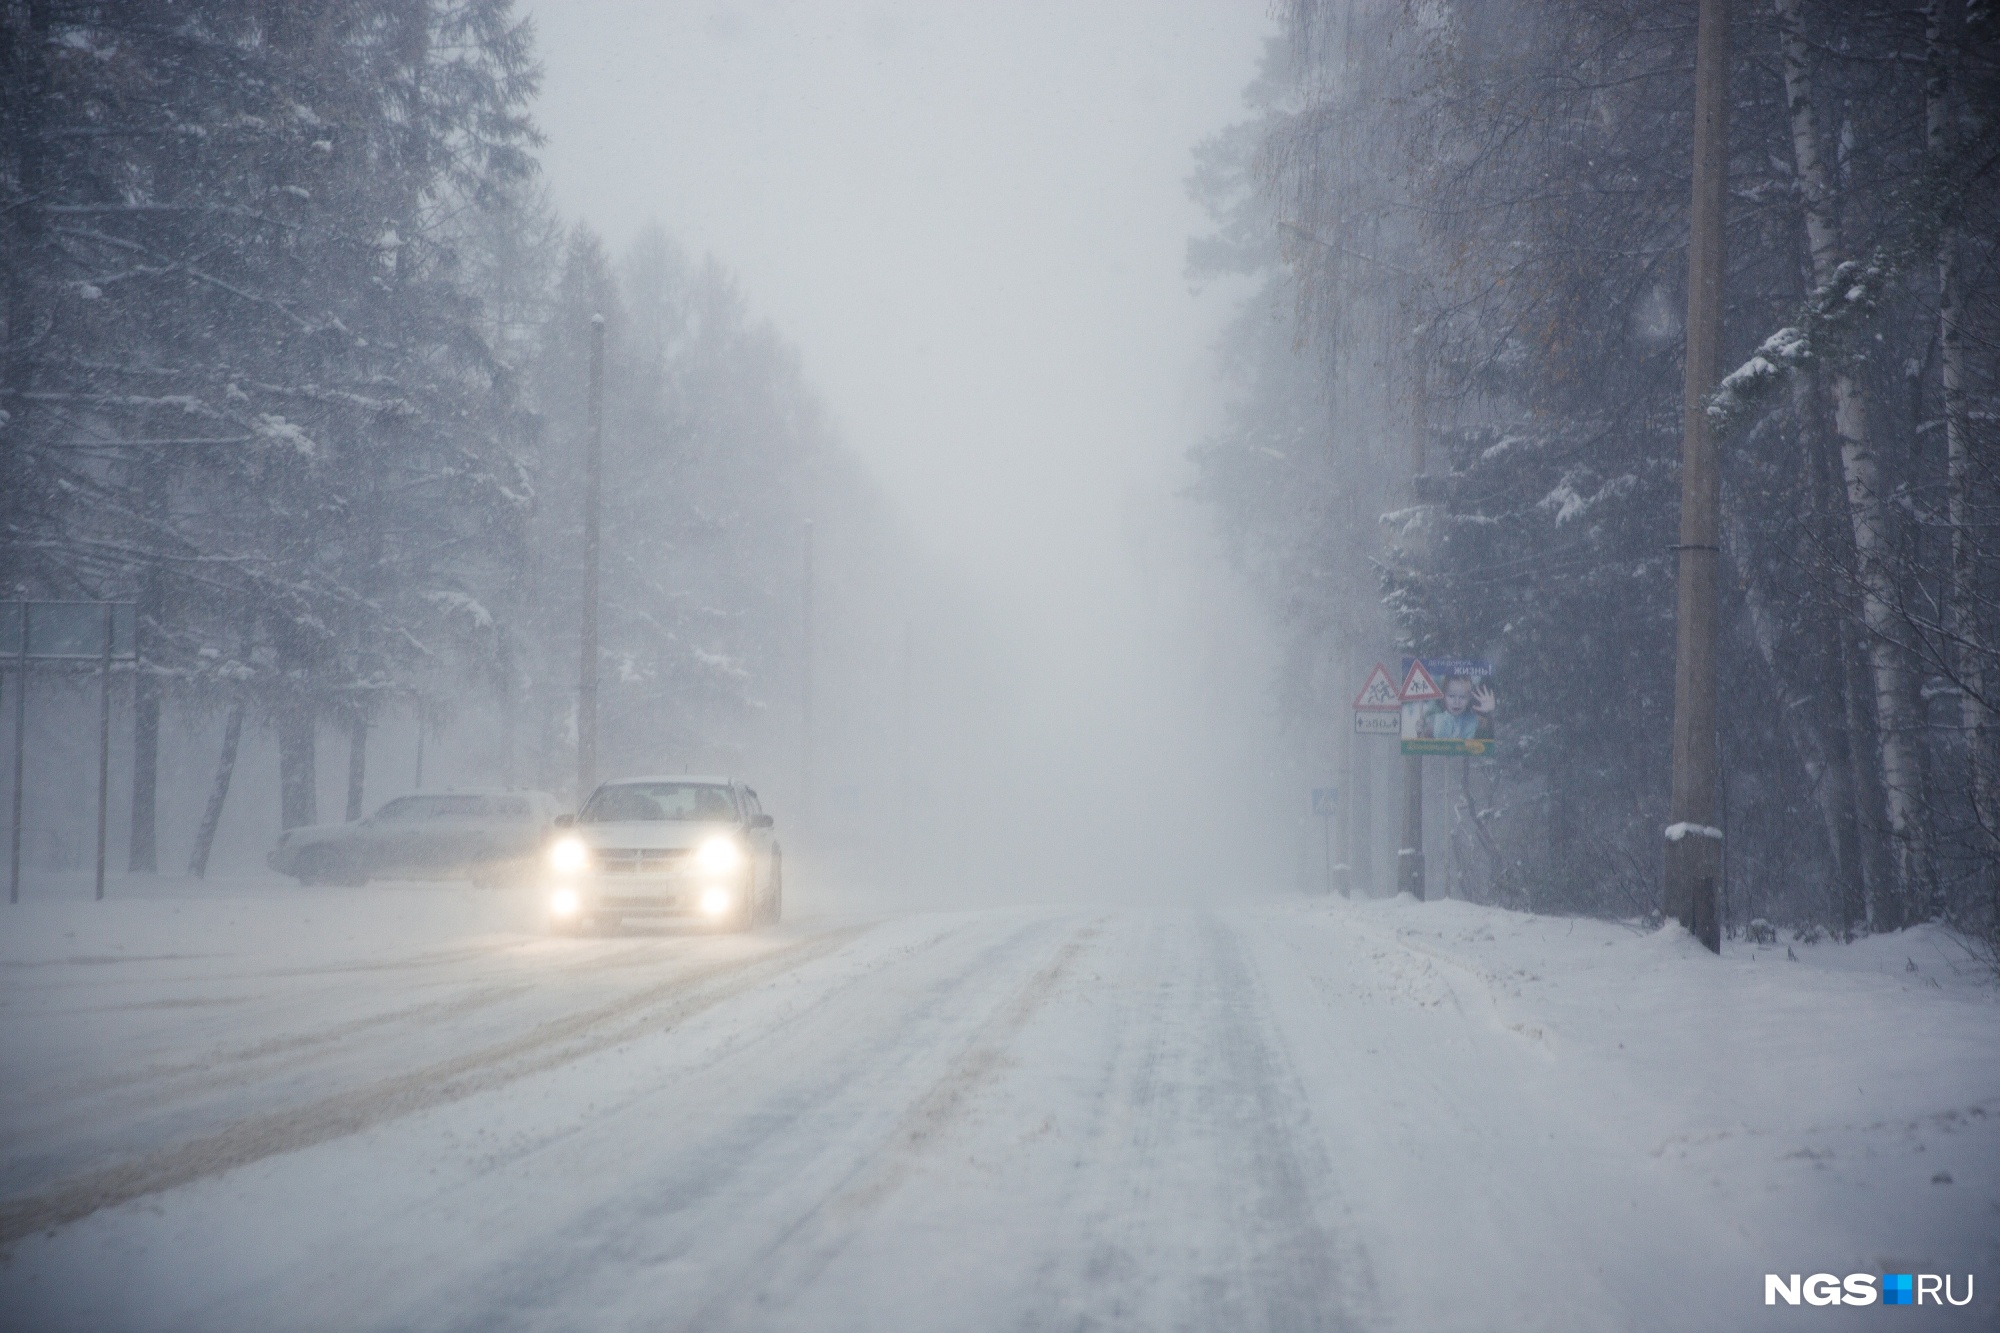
[9,5,1999,1324]
[529,1,1292,906]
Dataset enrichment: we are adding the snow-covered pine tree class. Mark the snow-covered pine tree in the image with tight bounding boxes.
[1198,0,2000,947]
[0,0,542,852]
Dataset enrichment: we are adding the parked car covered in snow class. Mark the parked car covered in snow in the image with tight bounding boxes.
[269,790,563,887]
[542,776,781,932]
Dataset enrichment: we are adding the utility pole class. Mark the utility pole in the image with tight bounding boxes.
[1399,352,1428,900]
[1665,0,1730,953]
[800,519,814,834]
[94,603,111,902]
[128,573,160,872]
[346,715,366,820]
[11,614,27,904]
[577,312,605,801]
[899,617,912,889]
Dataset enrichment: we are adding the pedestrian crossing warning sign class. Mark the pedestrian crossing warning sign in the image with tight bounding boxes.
[1399,658,1444,703]
[1353,663,1402,710]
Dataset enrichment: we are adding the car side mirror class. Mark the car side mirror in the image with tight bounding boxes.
[749,813,774,829]
[553,814,575,829]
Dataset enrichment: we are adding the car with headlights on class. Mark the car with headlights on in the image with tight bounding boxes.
[543,776,780,932]
[270,790,563,887]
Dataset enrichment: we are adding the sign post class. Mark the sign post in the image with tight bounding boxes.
[1358,658,1501,899]
[1376,657,1503,902]
[1397,660,1441,899]
[1351,661,1409,896]
[1312,786,1338,895]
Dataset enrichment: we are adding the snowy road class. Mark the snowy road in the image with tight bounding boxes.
[2,888,1995,1331]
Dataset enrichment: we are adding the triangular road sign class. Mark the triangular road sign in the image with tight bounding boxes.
[1353,663,1402,710]
[1400,658,1444,703]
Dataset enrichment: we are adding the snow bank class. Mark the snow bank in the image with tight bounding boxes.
[1273,893,1998,1328]
[0,872,539,969]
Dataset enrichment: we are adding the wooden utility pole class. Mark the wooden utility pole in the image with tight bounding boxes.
[128,573,160,872]
[577,312,605,801]
[94,603,112,902]
[1399,355,1428,900]
[345,715,367,821]
[1665,0,1730,953]
[11,615,27,904]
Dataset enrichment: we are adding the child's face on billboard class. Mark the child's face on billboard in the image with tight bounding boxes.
[1444,679,1473,714]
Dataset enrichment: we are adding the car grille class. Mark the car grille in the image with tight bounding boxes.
[595,847,690,875]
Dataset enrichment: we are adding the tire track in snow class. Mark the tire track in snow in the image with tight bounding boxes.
[1191,913,1374,1332]
[673,915,1108,1329]
[0,925,869,1250]
[4,939,726,1189]
[688,912,1371,1332]
[36,982,538,1106]
[286,910,1082,1333]
[832,915,1108,1212]
[1022,913,1373,1333]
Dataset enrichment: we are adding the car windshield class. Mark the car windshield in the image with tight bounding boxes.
[373,795,489,822]
[579,782,736,823]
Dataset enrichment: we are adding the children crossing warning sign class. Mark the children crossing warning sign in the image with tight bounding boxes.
[1353,661,1403,736]
[1353,663,1401,711]
[1399,658,1444,703]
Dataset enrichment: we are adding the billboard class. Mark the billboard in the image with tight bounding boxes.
[1400,657,1496,756]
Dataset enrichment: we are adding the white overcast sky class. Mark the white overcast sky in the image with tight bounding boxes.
[526,2,1287,888]
[526,0,1274,600]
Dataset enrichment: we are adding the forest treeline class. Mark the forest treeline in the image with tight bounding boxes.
[0,1,903,871]
[1195,0,2000,950]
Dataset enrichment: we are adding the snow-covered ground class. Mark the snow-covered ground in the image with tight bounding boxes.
[0,877,1994,1331]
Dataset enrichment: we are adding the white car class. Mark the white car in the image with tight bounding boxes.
[542,776,781,932]
[270,790,563,887]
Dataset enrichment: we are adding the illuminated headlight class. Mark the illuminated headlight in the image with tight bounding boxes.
[695,836,743,874]
[550,888,580,917]
[547,836,590,875]
[699,885,734,916]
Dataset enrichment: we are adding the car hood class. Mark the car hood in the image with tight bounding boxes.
[569,821,739,851]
